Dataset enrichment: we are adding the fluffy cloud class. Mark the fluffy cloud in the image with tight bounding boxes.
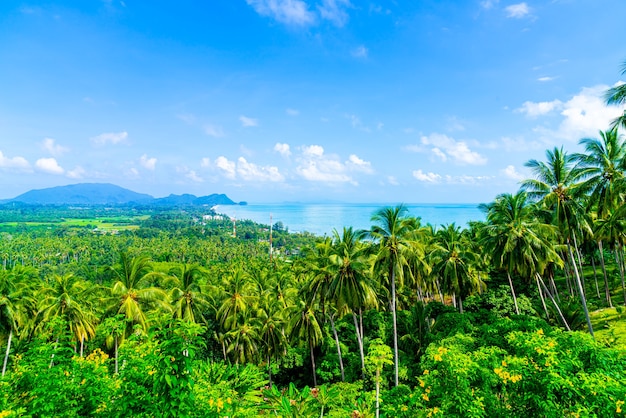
[139,154,157,170]
[413,169,441,183]
[505,2,530,18]
[186,170,204,182]
[66,166,86,179]
[35,158,64,175]
[91,131,128,145]
[239,115,258,127]
[246,0,316,25]
[517,100,563,118]
[0,151,30,171]
[41,138,69,156]
[538,76,556,82]
[215,156,236,179]
[502,165,524,180]
[274,143,291,157]
[237,157,284,182]
[419,133,487,165]
[480,0,499,9]
[520,84,626,142]
[295,145,372,183]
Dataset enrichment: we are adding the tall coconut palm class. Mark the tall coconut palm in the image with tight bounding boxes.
[329,227,378,380]
[430,224,484,313]
[366,205,417,387]
[257,292,287,386]
[289,298,323,387]
[37,273,98,357]
[165,264,210,324]
[480,191,562,315]
[604,60,626,131]
[108,252,169,335]
[1,266,38,376]
[522,147,594,336]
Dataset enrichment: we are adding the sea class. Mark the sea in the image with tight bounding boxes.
[213,203,485,236]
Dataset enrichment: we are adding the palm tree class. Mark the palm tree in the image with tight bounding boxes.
[289,298,323,387]
[329,227,378,380]
[480,192,562,316]
[430,224,484,313]
[165,264,210,324]
[1,266,38,376]
[257,292,287,386]
[366,205,417,387]
[604,60,626,131]
[108,252,169,335]
[522,147,594,336]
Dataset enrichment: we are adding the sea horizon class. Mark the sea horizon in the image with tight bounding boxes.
[214,202,485,236]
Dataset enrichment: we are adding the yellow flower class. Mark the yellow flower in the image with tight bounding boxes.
[537,329,544,335]
[501,360,507,367]
[423,369,429,375]
[433,354,443,362]
[419,379,425,388]
[401,405,408,412]
[216,398,224,411]
[422,393,429,402]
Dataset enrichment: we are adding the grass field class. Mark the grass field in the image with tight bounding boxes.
[0,215,149,232]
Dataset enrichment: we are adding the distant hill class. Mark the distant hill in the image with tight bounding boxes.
[5,183,239,206]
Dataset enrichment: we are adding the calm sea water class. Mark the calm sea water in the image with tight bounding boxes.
[213,203,484,236]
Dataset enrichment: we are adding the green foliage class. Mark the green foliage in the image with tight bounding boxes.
[464,285,536,318]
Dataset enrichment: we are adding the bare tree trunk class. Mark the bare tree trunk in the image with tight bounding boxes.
[535,275,549,319]
[391,268,399,387]
[598,241,613,307]
[2,329,12,377]
[353,313,365,380]
[114,335,119,374]
[569,244,594,337]
[375,368,381,418]
[330,315,345,382]
[507,272,520,315]
[591,255,601,298]
[537,274,571,331]
[617,243,626,305]
[309,339,317,387]
[435,280,444,303]
[80,336,84,358]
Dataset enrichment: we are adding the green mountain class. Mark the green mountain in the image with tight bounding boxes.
[6,183,238,206]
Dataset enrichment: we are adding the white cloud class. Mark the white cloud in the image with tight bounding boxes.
[200,157,211,168]
[239,115,258,127]
[186,170,204,182]
[524,84,626,142]
[177,114,196,124]
[318,0,351,26]
[246,0,316,26]
[35,158,64,175]
[286,108,300,116]
[302,144,325,157]
[41,138,69,156]
[91,131,128,146]
[387,176,399,186]
[204,124,224,138]
[66,166,86,179]
[125,167,140,179]
[538,76,556,82]
[139,154,157,170]
[351,45,368,58]
[274,142,291,157]
[215,156,236,179]
[346,154,373,173]
[445,174,493,184]
[505,2,530,18]
[419,133,487,165]
[413,170,441,183]
[502,165,524,180]
[237,157,284,182]
[0,151,30,171]
[517,100,563,117]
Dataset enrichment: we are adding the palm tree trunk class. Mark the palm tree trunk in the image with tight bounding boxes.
[458,295,464,314]
[309,339,317,387]
[375,368,381,418]
[352,312,365,380]
[359,308,364,346]
[549,273,560,303]
[537,274,571,331]
[617,243,626,305]
[114,335,119,374]
[80,336,84,358]
[2,329,13,377]
[507,272,520,315]
[391,267,399,387]
[598,241,613,307]
[330,315,345,382]
[568,244,594,337]
[435,280,444,303]
[267,355,272,388]
[535,274,549,319]
[591,255,601,298]
[49,337,59,368]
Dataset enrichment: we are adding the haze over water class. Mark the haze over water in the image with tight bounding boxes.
[214,203,484,236]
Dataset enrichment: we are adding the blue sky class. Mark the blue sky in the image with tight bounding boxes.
[1,0,625,203]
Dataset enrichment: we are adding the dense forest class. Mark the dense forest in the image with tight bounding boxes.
[3,78,626,416]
